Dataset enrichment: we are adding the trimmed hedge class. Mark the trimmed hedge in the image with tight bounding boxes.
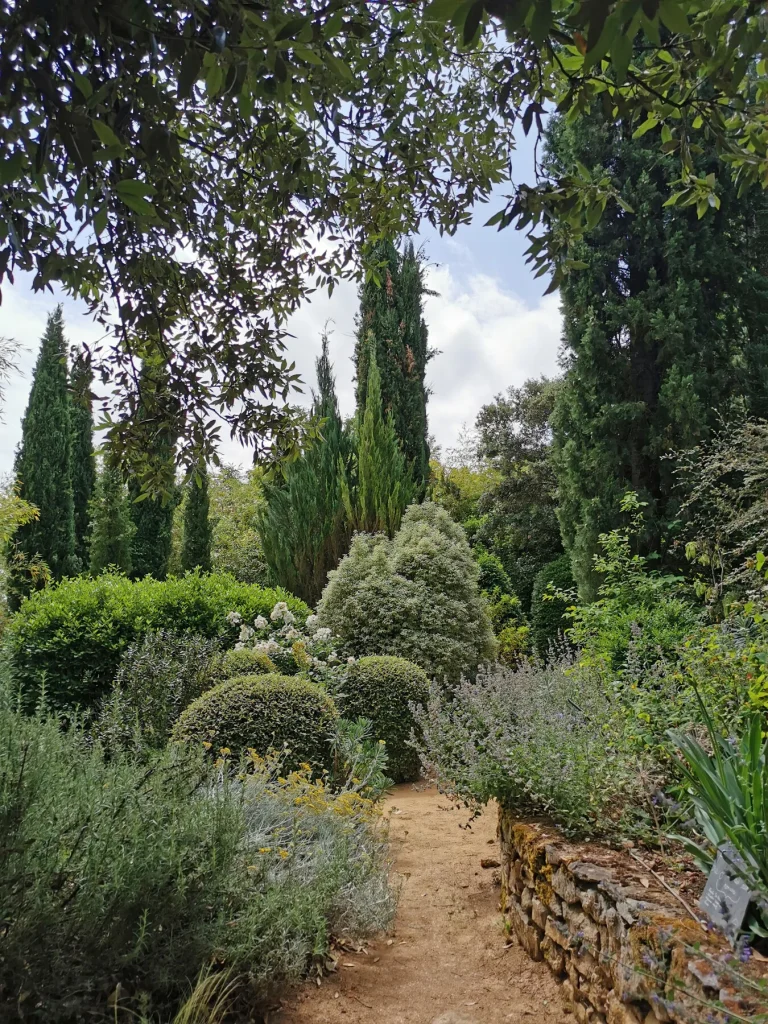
[172,673,338,772]
[4,571,308,711]
[340,656,429,783]
[219,647,277,679]
[530,554,575,658]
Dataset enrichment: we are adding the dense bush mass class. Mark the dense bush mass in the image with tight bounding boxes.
[172,673,338,771]
[3,571,308,711]
[318,502,496,682]
[219,645,277,679]
[413,657,657,840]
[0,704,394,1023]
[339,656,429,783]
[96,629,222,753]
[530,553,575,657]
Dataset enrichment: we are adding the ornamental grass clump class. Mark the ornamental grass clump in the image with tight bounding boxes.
[412,656,659,840]
[172,673,338,772]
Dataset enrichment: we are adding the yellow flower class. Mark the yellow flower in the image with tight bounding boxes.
[202,741,212,750]
[258,847,272,854]
[278,848,290,859]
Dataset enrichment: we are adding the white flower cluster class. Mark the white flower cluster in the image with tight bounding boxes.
[270,601,295,626]
[227,611,243,626]
[239,624,254,643]
[305,613,319,631]
[313,626,332,641]
[254,615,269,630]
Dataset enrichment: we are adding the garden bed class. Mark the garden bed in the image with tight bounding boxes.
[498,809,767,1024]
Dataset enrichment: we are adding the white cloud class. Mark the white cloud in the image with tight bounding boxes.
[0,265,562,475]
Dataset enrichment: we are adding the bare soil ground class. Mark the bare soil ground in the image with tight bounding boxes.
[274,785,571,1024]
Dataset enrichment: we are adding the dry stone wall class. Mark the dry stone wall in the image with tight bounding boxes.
[499,810,763,1024]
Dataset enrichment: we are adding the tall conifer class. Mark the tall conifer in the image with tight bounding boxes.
[547,109,768,596]
[354,240,431,492]
[258,333,352,605]
[69,348,95,568]
[127,360,177,579]
[344,336,414,537]
[89,464,134,575]
[181,464,212,572]
[11,306,76,599]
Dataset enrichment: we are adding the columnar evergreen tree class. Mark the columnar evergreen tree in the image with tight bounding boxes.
[127,361,178,580]
[354,240,430,492]
[258,334,353,606]
[547,110,768,597]
[345,336,414,537]
[69,349,95,568]
[181,464,212,573]
[89,465,134,575]
[11,306,76,599]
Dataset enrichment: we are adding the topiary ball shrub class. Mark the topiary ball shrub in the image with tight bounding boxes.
[172,673,337,772]
[530,554,575,659]
[219,647,277,680]
[340,656,429,783]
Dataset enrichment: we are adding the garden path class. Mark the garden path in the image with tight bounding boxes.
[274,785,570,1024]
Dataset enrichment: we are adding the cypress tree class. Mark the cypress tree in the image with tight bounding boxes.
[11,306,76,598]
[89,464,134,575]
[344,335,415,537]
[181,463,212,572]
[127,361,178,579]
[69,348,95,568]
[354,240,431,492]
[258,333,353,605]
[547,109,768,597]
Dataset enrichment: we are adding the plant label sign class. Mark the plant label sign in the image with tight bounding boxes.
[699,844,752,943]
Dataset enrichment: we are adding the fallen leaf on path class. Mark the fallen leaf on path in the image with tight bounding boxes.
[640,877,650,889]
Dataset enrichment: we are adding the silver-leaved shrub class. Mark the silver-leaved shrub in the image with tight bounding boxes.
[317,502,496,683]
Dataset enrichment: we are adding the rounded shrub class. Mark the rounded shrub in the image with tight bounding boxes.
[340,656,429,783]
[3,571,308,712]
[530,554,575,658]
[172,673,337,772]
[219,647,277,680]
[476,550,512,597]
[318,503,496,683]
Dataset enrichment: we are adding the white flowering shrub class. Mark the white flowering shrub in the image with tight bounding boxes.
[317,502,496,683]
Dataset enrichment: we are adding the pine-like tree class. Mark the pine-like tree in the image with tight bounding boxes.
[547,109,768,597]
[127,361,178,580]
[344,335,415,537]
[354,240,430,492]
[181,464,212,572]
[89,464,134,575]
[258,333,353,605]
[69,348,95,568]
[10,306,76,600]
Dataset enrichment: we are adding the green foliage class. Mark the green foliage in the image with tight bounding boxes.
[258,334,352,605]
[487,592,524,634]
[219,646,277,680]
[548,106,768,597]
[96,630,223,753]
[0,4,513,482]
[339,656,429,784]
[530,554,575,659]
[203,465,268,585]
[496,624,531,667]
[414,658,657,841]
[9,307,76,601]
[476,550,512,596]
[69,348,95,567]
[328,717,392,800]
[0,704,394,1022]
[566,495,700,673]
[172,673,338,771]
[475,378,563,613]
[181,463,212,572]
[343,339,415,537]
[88,463,134,575]
[429,459,499,528]
[355,241,431,492]
[319,502,496,683]
[671,709,768,937]
[4,571,308,711]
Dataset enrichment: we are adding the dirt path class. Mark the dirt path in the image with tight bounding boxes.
[275,785,570,1024]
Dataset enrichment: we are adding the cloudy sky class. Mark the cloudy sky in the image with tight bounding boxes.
[0,136,563,476]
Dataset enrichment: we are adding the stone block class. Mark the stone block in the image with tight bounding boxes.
[521,885,533,911]
[571,862,616,886]
[508,900,542,962]
[549,893,564,918]
[531,896,549,931]
[545,915,570,949]
[561,979,576,1009]
[546,844,565,866]
[553,866,580,904]
[542,935,566,976]
[606,995,643,1024]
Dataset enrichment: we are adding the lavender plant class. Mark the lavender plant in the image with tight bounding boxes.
[412,656,661,840]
